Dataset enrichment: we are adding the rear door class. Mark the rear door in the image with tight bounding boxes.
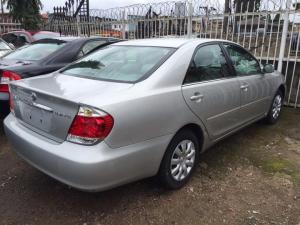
[182,43,241,139]
[223,44,270,123]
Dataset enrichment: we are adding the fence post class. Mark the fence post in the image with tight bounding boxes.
[278,0,292,72]
[187,0,193,38]
[76,15,81,36]
[122,10,126,39]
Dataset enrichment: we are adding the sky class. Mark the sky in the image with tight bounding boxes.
[40,0,175,12]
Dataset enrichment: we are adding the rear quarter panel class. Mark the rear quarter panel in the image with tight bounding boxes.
[266,71,285,100]
[79,41,210,149]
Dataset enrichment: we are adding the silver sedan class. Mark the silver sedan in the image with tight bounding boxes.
[4,39,285,191]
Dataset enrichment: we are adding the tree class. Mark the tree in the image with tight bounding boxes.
[5,0,43,30]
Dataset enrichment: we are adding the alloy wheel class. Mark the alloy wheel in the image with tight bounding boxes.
[272,94,282,119]
[170,140,196,181]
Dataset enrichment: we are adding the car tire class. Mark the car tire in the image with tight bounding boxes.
[158,129,199,189]
[265,90,284,124]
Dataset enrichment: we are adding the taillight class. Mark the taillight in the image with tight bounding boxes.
[67,106,114,145]
[0,71,21,93]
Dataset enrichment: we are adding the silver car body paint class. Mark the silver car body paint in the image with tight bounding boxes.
[4,38,285,191]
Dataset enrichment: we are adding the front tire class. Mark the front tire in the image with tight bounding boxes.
[265,90,283,124]
[158,129,199,189]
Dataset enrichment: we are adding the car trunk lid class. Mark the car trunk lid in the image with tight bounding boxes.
[10,73,133,143]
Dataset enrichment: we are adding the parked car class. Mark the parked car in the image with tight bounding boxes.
[1,30,61,48]
[1,30,34,48]
[0,38,14,57]
[32,31,61,40]
[4,39,285,192]
[0,37,121,115]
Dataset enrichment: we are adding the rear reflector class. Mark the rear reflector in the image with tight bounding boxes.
[0,71,21,93]
[67,106,114,145]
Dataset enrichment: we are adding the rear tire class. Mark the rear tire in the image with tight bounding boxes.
[265,90,283,124]
[158,129,199,189]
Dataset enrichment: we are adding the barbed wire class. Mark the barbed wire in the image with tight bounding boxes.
[85,0,294,21]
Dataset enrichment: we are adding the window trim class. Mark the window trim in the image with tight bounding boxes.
[221,42,263,77]
[182,41,237,86]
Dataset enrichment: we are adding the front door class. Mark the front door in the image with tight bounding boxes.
[182,44,241,140]
[223,44,270,123]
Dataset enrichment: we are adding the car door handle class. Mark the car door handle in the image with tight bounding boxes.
[240,84,249,91]
[190,93,204,102]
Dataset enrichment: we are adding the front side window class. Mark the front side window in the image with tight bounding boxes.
[224,44,261,76]
[2,33,18,47]
[184,44,232,84]
[62,46,174,83]
[3,43,65,61]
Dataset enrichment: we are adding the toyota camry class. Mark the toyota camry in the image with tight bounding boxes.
[4,39,285,191]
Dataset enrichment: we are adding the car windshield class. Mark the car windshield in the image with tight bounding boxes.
[3,42,65,61]
[61,45,174,82]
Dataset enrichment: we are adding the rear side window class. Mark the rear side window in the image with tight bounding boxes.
[184,44,232,84]
[3,43,65,61]
[62,46,174,83]
[82,40,106,54]
[77,40,107,58]
[2,33,18,46]
[223,44,261,76]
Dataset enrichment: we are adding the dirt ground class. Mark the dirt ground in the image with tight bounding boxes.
[0,108,300,225]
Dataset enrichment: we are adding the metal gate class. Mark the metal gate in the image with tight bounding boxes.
[46,0,300,107]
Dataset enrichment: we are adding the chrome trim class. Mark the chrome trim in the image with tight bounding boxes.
[32,102,54,113]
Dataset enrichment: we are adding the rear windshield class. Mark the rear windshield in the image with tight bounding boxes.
[4,43,65,61]
[61,45,175,83]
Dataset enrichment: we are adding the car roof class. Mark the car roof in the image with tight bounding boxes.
[113,38,235,48]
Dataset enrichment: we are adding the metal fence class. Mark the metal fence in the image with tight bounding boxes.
[45,0,300,107]
[0,17,21,34]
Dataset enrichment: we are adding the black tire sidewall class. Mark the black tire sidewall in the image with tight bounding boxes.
[159,129,199,189]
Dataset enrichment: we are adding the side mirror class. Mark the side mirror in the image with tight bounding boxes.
[263,64,275,73]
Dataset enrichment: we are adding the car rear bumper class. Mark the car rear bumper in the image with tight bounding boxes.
[4,114,172,191]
